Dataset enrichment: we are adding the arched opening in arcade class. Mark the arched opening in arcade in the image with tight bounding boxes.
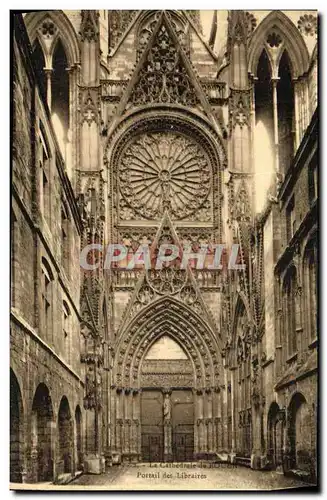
[10,369,24,483]
[288,393,312,473]
[267,402,283,470]
[31,383,54,482]
[57,396,73,475]
[75,405,83,471]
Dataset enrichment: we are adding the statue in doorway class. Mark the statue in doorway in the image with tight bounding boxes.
[163,392,171,422]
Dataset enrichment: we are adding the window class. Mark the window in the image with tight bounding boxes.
[39,125,51,223]
[52,40,69,139]
[62,301,71,363]
[11,211,18,307]
[277,51,295,173]
[304,240,317,343]
[61,202,70,275]
[254,39,296,179]
[308,151,318,205]
[283,267,297,357]
[286,196,295,241]
[41,258,54,343]
[32,38,47,100]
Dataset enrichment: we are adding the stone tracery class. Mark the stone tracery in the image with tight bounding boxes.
[130,21,197,106]
[118,130,212,220]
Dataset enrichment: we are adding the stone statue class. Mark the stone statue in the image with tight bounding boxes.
[163,393,171,421]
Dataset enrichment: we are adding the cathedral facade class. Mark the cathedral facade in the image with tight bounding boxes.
[11,10,318,485]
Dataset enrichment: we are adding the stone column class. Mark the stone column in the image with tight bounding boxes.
[30,412,38,482]
[230,369,237,462]
[206,388,213,453]
[283,408,292,473]
[272,78,280,175]
[64,65,78,177]
[198,389,205,453]
[304,79,310,130]
[212,416,217,454]
[79,10,104,476]
[110,386,116,455]
[123,389,131,461]
[293,79,300,149]
[193,389,199,455]
[251,354,263,469]
[50,420,57,482]
[44,68,53,111]
[115,389,122,461]
[217,386,221,452]
[124,420,131,462]
[130,389,139,461]
[276,409,286,473]
[211,389,216,452]
[136,389,142,459]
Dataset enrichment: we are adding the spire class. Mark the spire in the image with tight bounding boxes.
[227,10,248,48]
[80,10,99,42]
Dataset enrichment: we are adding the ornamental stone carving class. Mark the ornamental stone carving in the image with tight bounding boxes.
[80,10,99,42]
[229,90,251,131]
[138,11,187,59]
[118,131,211,220]
[297,14,317,37]
[108,11,138,51]
[130,22,198,106]
[266,31,283,48]
[38,19,57,40]
[146,268,187,295]
[245,12,257,37]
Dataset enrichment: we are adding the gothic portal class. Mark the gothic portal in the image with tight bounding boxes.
[11,9,318,484]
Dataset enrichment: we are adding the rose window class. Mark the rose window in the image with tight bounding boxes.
[118,131,211,219]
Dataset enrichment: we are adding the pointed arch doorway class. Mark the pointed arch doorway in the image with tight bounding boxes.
[140,336,194,462]
[112,296,222,464]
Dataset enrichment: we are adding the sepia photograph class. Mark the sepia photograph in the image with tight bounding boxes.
[10,8,318,491]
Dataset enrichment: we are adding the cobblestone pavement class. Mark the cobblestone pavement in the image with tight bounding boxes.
[68,463,311,491]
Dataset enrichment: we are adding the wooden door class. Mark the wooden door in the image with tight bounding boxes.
[141,390,164,462]
[171,390,194,462]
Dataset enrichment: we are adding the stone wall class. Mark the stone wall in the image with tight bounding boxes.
[11,14,85,484]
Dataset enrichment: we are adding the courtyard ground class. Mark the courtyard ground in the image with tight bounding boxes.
[67,463,313,491]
